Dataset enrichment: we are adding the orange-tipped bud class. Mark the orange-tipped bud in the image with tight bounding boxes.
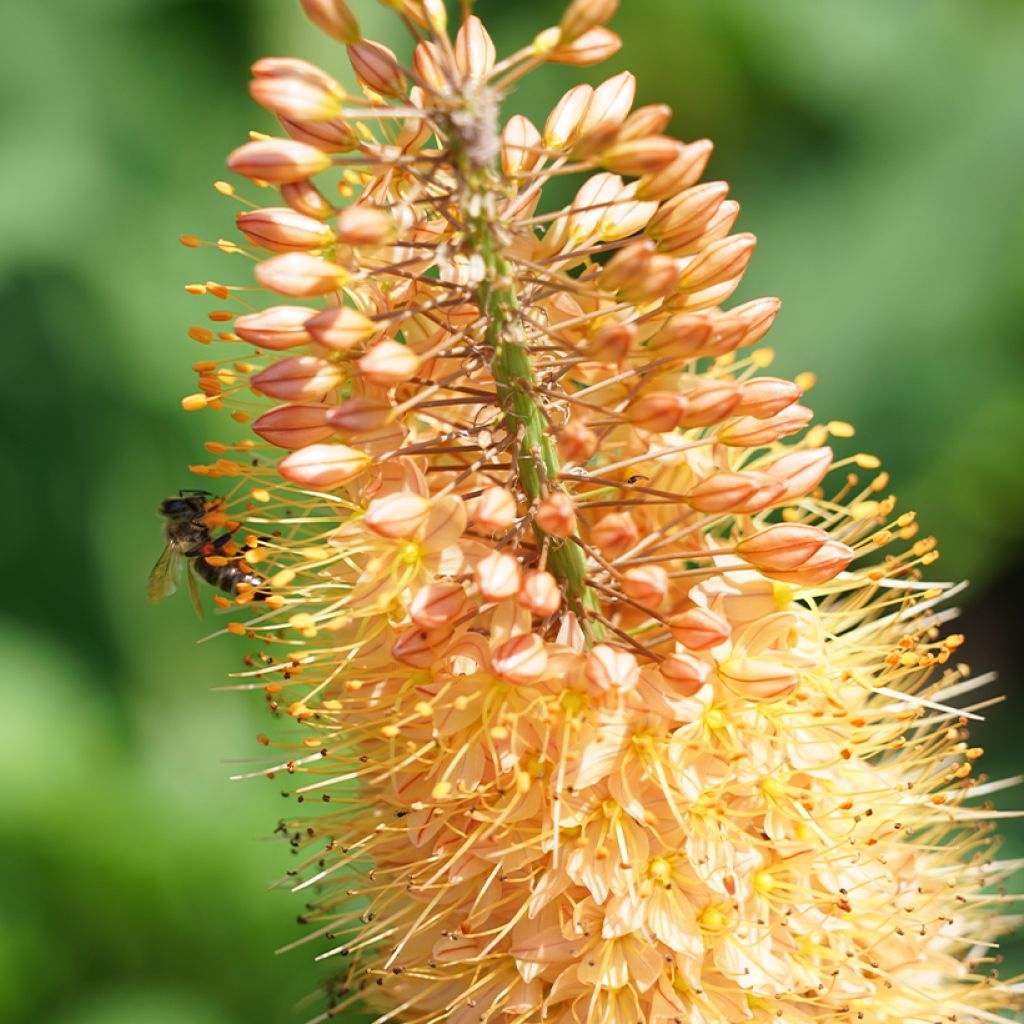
[648,181,729,242]
[280,179,336,220]
[364,492,432,539]
[409,583,466,630]
[300,0,361,43]
[678,233,756,294]
[492,634,549,685]
[535,493,577,539]
[392,624,452,668]
[254,253,349,297]
[560,0,619,43]
[358,340,421,385]
[667,607,730,651]
[762,540,854,586]
[474,552,523,601]
[599,241,680,303]
[718,404,813,447]
[676,380,741,428]
[628,391,686,432]
[335,206,395,246]
[686,471,786,515]
[736,524,830,572]
[235,305,315,350]
[544,84,594,150]
[277,443,370,488]
[585,643,639,694]
[558,420,598,464]
[734,377,802,420]
[660,652,709,696]
[621,565,669,607]
[306,306,378,351]
[586,319,636,362]
[648,313,714,357]
[517,570,562,617]
[454,16,497,81]
[590,512,639,559]
[347,40,406,98]
[502,115,544,178]
[327,396,392,435]
[249,74,343,123]
[574,71,635,156]
[602,136,682,177]
[279,115,358,154]
[718,656,798,701]
[546,26,622,65]
[227,139,331,184]
[635,139,714,201]
[252,356,343,401]
[766,447,833,500]
[728,296,782,349]
[253,404,334,449]
[236,207,336,252]
[473,487,518,532]
[619,104,673,142]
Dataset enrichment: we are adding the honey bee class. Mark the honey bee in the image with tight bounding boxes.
[148,490,267,614]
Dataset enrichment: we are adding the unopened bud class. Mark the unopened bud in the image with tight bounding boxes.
[736,524,830,572]
[454,15,497,81]
[392,624,452,668]
[635,139,714,202]
[535,493,577,538]
[560,0,619,43]
[603,136,682,177]
[677,233,756,294]
[628,391,686,432]
[327,396,392,435]
[280,179,336,220]
[718,656,798,701]
[585,643,639,694]
[253,404,334,449]
[558,419,598,464]
[619,104,673,142]
[300,0,361,43]
[358,340,422,385]
[502,115,544,179]
[227,139,331,184]
[573,71,635,156]
[277,443,370,488]
[667,607,730,651]
[718,404,813,447]
[252,356,343,401]
[279,115,358,153]
[590,512,639,559]
[348,40,406,98]
[235,305,315,350]
[336,205,395,246]
[761,540,855,586]
[544,84,594,150]
[621,565,669,607]
[254,252,349,297]
[474,552,523,601]
[364,492,431,539]
[409,583,466,630]
[517,570,562,617]
[306,305,378,351]
[472,487,518,532]
[648,181,729,243]
[249,73,343,123]
[492,634,549,685]
[649,313,714,357]
[676,380,741,428]
[734,377,802,420]
[545,27,622,66]
[660,652,709,696]
[587,319,636,362]
[236,207,336,252]
[766,447,833,500]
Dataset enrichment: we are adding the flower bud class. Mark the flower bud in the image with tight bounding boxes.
[718,404,813,447]
[668,607,730,651]
[573,71,635,156]
[474,552,523,601]
[236,207,336,252]
[252,356,343,401]
[535,493,577,539]
[677,233,756,294]
[492,634,549,685]
[235,305,315,350]
[621,565,669,607]
[618,104,673,142]
[761,540,855,586]
[412,40,446,92]
[718,656,798,701]
[602,136,682,177]
[558,419,598,464]
[729,297,782,349]
[647,181,729,242]
[545,27,622,66]
[586,319,635,362]
[300,0,361,43]
[628,391,686,432]
[560,0,619,43]
[664,200,740,261]
[364,492,432,539]
[454,16,496,81]
[279,115,358,153]
[590,512,638,559]
[335,206,395,246]
[648,313,714,357]
[472,487,518,532]
[635,139,714,201]
[734,377,802,420]
[306,306,378,351]
[544,84,594,150]
[227,139,331,184]
[252,404,334,449]
[585,643,639,694]
[766,447,833,500]
[685,472,759,514]
[392,624,452,668]
[599,241,679,303]
[660,652,709,696]
[517,570,562,617]
[277,443,370,488]
[736,524,829,572]
[327,396,392,435]
[409,583,466,630]
[502,115,544,178]
[255,253,349,297]
[347,40,406,98]
[358,340,421,385]
[249,74,343,123]
[676,380,741,428]
[280,179,336,220]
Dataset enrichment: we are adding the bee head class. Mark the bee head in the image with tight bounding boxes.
[160,495,208,519]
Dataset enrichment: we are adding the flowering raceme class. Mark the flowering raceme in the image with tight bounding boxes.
[172,1,1021,1021]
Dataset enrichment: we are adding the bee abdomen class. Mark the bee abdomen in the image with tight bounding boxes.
[194,559,270,601]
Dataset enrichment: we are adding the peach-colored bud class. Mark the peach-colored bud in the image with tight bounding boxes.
[619,104,673,142]
[762,540,855,586]
[535,493,577,539]
[635,139,714,202]
[649,313,714,357]
[300,0,361,43]
[327,396,392,435]
[544,84,594,150]
[678,233,756,294]
[409,583,466,630]
[587,319,635,362]
[574,71,635,156]
[560,0,619,43]
[517,570,562,617]
[277,443,370,488]
[454,15,496,81]
[254,253,349,297]
[735,473,789,514]
[236,207,336,252]
[718,657,798,701]
[335,206,395,246]
[676,379,741,428]
[648,181,729,242]
[392,624,452,668]
[280,179,336,220]
[686,472,786,515]
[235,305,315,350]
[585,643,639,693]
[629,391,686,432]
[603,136,682,177]
[249,75,343,123]
[358,340,421,385]
[474,552,523,601]
[718,404,813,447]
[252,404,334,449]
[558,419,598,464]
[364,492,431,539]
[730,296,781,348]
[664,200,740,262]
[590,512,639,559]
[279,115,358,154]
[305,305,378,351]
[660,652,709,696]
[492,634,549,685]
[473,487,518,532]
[227,139,331,184]
[347,40,406,98]
[252,356,343,401]
[766,447,833,500]
[668,607,730,651]
[734,377,802,420]
[599,240,680,303]
[736,524,830,572]
[621,565,669,607]
[548,27,622,65]
[502,115,543,178]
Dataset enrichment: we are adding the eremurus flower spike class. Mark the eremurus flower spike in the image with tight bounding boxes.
[168,3,1022,1023]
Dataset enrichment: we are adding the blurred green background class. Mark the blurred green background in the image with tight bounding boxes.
[1,0,1022,1020]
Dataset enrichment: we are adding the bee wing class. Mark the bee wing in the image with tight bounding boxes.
[186,559,205,619]
[147,543,182,602]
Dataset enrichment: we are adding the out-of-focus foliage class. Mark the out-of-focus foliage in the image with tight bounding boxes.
[0,1,1020,1021]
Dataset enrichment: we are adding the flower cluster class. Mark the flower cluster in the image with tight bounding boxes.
[175,1,1020,1022]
